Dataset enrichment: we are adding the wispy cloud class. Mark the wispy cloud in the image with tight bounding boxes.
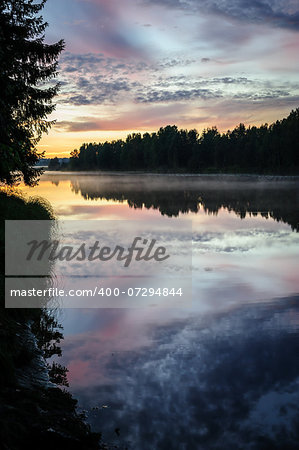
[57,52,299,108]
[41,0,299,153]
[143,0,299,31]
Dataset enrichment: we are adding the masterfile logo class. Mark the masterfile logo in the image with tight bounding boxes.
[26,237,170,267]
[5,219,192,308]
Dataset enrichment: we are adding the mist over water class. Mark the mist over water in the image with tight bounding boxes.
[20,173,299,449]
[38,172,299,228]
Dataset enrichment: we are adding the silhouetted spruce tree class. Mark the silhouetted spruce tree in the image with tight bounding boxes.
[0,0,64,185]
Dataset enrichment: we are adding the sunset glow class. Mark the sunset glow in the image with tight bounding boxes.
[41,0,299,156]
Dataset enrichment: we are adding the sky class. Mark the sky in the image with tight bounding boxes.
[40,0,299,156]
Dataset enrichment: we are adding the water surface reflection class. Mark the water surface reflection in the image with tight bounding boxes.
[60,297,299,449]
[21,173,299,449]
[41,172,299,230]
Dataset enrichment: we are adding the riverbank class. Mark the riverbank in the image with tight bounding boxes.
[0,190,104,450]
[46,169,299,181]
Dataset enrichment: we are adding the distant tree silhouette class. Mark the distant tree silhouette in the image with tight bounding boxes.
[48,157,60,170]
[0,0,64,185]
[68,108,299,175]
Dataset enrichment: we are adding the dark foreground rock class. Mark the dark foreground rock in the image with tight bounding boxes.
[0,315,106,450]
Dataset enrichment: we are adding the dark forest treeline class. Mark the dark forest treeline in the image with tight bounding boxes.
[68,108,299,174]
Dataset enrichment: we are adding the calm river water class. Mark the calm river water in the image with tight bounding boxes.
[20,172,299,449]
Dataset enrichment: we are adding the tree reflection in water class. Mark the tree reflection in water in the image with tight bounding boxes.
[67,174,299,231]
